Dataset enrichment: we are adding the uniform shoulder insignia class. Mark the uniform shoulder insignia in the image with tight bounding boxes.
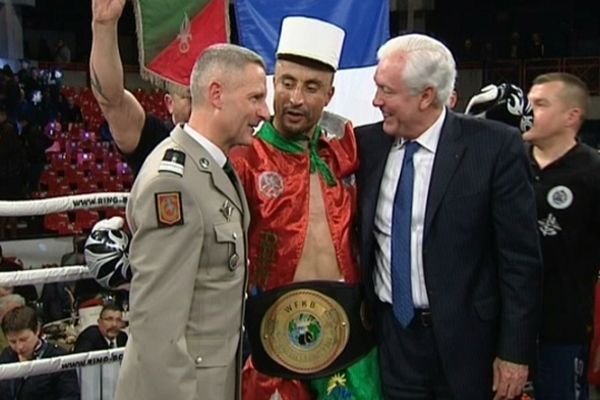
[159,149,186,176]
[155,192,184,227]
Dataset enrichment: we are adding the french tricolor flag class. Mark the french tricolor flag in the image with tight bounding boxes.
[235,0,390,126]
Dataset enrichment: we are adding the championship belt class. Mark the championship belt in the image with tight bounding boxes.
[245,281,374,380]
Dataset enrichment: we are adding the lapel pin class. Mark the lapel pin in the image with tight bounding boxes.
[221,200,233,221]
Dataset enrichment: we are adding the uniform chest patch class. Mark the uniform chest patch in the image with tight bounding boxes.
[258,171,284,199]
[547,185,573,210]
[155,192,183,227]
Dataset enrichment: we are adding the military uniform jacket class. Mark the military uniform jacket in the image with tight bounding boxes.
[115,125,249,400]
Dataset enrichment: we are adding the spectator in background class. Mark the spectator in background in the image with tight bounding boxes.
[0,245,23,272]
[0,294,25,353]
[20,66,42,102]
[15,88,33,131]
[54,39,72,64]
[19,111,53,193]
[38,263,74,324]
[529,32,546,58]
[35,88,59,128]
[0,64,21,124]
[0,246,39,303]
[0,66,20,124]
[63,236,115,313]
[0,104,27,239]
[73,303,127,352]
[508,30,524,59]
[61,236,86,266]
[37,38,52,62]
[59,96,83,127]
[0,306,80,400]
[459,37,478,62]
[17,60,30,83]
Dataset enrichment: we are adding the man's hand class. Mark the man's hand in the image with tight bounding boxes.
[492,357,529,400]
[92,0,126,25]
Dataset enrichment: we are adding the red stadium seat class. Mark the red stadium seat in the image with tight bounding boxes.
[115,162,131,176]
[48,183,72,197]
[44,213,70,232]
[74,210,100,232]
[41,175,65,193]
[49,153,69,173]
[104,208,127,220]
[103,178,125,192]
[64,167,85,184]
[76,152,96,169]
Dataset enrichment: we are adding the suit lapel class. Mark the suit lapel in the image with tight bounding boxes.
[170,127,244,212]
[424,112,466,237]
[361,125,395,257]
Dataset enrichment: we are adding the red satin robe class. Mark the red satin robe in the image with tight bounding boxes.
[230,122,360,292]
[230,122,360,399]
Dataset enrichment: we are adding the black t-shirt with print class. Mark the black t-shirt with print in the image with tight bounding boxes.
[531,142,600,343]
[123,114,172,176]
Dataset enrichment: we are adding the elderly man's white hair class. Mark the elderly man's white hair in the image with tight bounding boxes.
[377,34,457,107]
[0,294,25,313]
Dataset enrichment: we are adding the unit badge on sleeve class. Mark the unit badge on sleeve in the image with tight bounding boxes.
[155,192,183,227]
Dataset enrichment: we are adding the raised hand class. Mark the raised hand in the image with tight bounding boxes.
[92,0,126,25]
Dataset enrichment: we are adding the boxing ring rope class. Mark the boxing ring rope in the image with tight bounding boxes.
[0,266,92,286]
[0,192,130,286]
[0,348,125,380]
[0,193,129,216]
[0,192,129,387]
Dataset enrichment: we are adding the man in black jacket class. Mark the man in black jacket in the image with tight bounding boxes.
[73,303,127,352]
[0,306,80,400]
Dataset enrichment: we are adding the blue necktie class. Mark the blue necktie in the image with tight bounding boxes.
[391,141,420,327]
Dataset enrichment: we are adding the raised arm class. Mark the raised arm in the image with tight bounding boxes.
[90,0,145,154]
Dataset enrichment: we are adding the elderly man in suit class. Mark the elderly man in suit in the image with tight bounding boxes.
[356,34,542,399]
[115,44,269,400]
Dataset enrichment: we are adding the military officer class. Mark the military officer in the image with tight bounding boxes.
[114,44,269,400]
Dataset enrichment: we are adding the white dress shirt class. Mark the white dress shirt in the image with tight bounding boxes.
[373,108,446,308]
[183,124,227,168]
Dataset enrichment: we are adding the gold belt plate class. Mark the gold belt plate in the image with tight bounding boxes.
[260,289,350,374]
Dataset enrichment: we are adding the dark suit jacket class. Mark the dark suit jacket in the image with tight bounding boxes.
[356,112,542,399]
[0,342,80,400]
[73,325,127,353]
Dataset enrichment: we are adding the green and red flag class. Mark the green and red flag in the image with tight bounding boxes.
[132,0,229,93]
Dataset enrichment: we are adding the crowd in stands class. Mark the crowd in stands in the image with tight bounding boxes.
[0,244,129,338]
[0,63,173,240]
[0,244,129,398]
[0,239,129,398]
[456,31,548,64]
[0,301,128,400]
